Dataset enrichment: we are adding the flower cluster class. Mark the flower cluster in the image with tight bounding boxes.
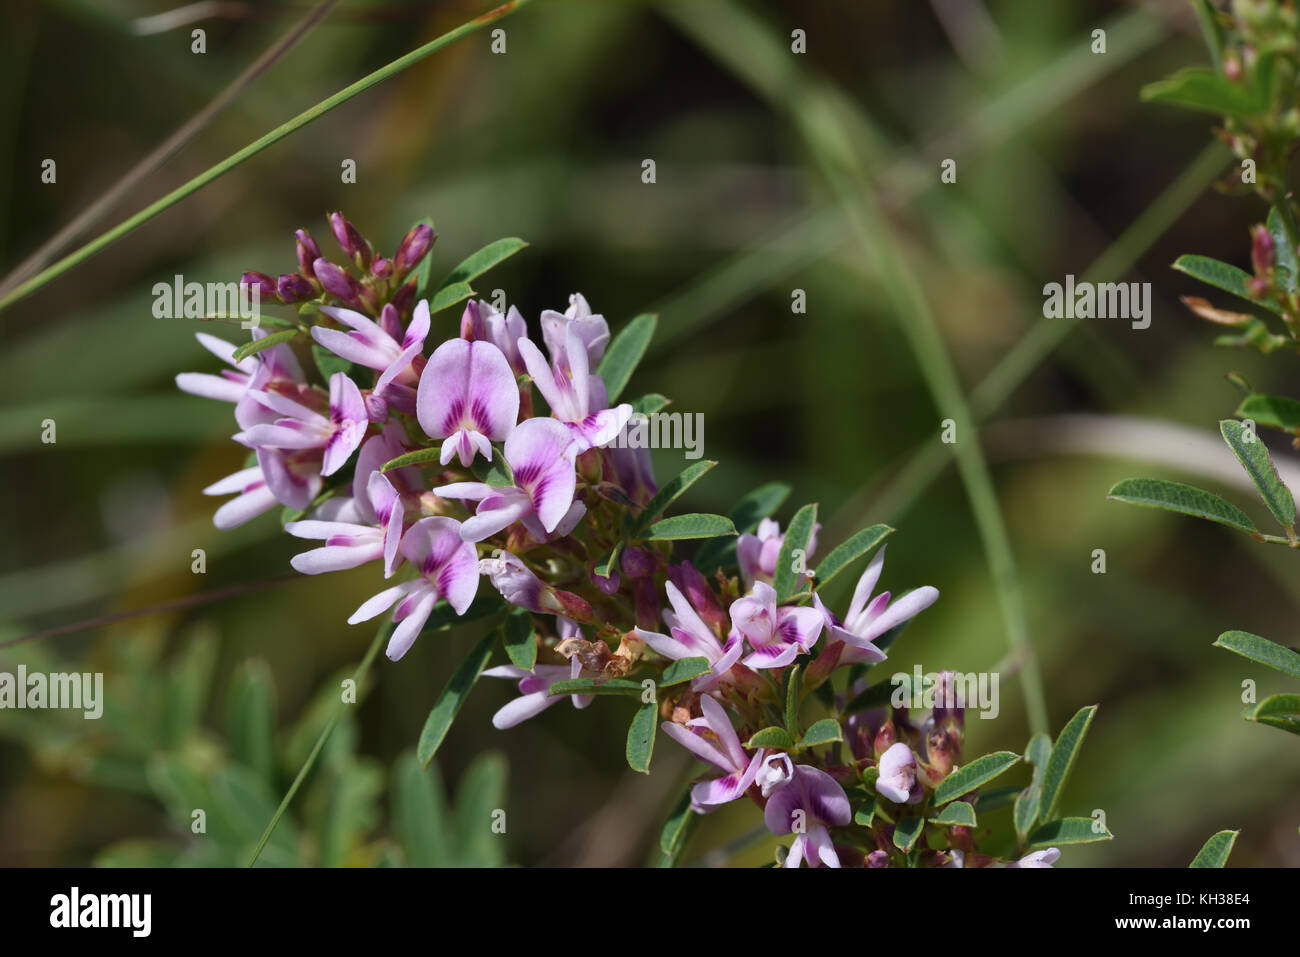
[178,215,1063,867]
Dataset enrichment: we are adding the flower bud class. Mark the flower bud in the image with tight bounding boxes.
[370,256,393,280]
[461,299,485,340]
[867,850,890,868]
[394,223,436,279]
[620,545,657,579]
[276,272,316,303]
[1251,223,1274,277]
[873,718,897,757]
[666,561,727,635]
[378,302,402,340]
[540,587,596,624]
[389,280,417,318]
[312,258,364,307]
[589,562,620,595]
[932,669,965,731]
[241,271,278,303]
[329,212,371,269]
[295,229,322,278]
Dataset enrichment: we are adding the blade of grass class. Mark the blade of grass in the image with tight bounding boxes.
[0,0,535,313]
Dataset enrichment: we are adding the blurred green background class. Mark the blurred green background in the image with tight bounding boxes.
[0,0,1297,866]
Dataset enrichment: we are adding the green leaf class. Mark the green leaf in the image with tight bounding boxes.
[975,785,1022,813]
[631,460,717,535]
[594,542,623,580]
[417,633,495,767]
[934,751,1020,805]
[549,677,644,696]
[1028,817,1113,847]
[1014,732,1052,842]
[1173,254,1281,314]
[438,237,527,289]
[1142,67,1264,118]
[1220,419,1296,529]
[1106,478,1257,535]
[1235,393,1300,436]
[1244,694,1300,736]
[854,797,876,827]
[893,816,924,852]
[1190,0,1224,68]
[597,313,657,403]
[232,328,299,363]
[1214,630,1300,678]
[1267,206,1298,295]
[784,663,803,736]
[746,726,795,750]
[661,657,711,687]
[658,789,699,866]
[642,513,736,541]
[930,801,976,827]
[224,659,277,789]
[409,217,437,299]
[813,524,894,593]
[392,750,448,867]
[1039,705,1098,823]
[470,452,514,488]
[381,447,445,472]
[630,393,669,415]
[1214,318,1291,353]
[427,280,475,314]
[774,503,818,604]
[1190,829,1239,868]
[694,481,791,572]
[626,701,657,774]
[798,718,843,749]
[502,608,536,671]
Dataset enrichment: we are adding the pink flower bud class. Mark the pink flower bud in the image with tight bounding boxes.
[241,271,277,302]
[867,850,890,868]
[394,223,436,279]
[295,229,322,278]
[329,212,371,269]
[389,279,417,318]
[370,256,393,280]
[276,272,316,303]
[1251,224,1275,277]
[312,258,364,307]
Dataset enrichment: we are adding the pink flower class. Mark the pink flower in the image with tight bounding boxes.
[347,517,480,661]
[235,372,369,477]
[313,300,430,397]
[518,322,631,453]
[736,517,819,588]
[634,581,744,692]
[482,659,593,728]
[764,765,851,868]
[1012,848,1060,868]
[416,337,519,467]
[434,417,582,542]
[876,741,923,804]
[661,694,766,810]
[814,545,939,665]
[461,299,530,375]
[730,581,824,670]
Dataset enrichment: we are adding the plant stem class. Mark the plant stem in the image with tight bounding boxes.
[0,0,535,314]
[246,619,392,867]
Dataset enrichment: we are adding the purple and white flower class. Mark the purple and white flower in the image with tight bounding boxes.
[235,372,369,476]
[347,516,480,661]
[876,741,923,805]
[313,300,430,402]
[814,545,939,666]
[416,337,519,467]
[764,765,852,868]
[634,581,744,691]
[661,694,766,810]
[730,581,824,670]
[482,659,594,729]
[518,322,631,453]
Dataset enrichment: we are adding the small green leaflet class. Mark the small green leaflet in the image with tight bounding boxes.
[1014,732,1052,842]
[1220,419,1295,530]
[437,237,527,289]
[1038,705,1097,823]
[630,460,717,536]
[929,801,976,827]
[661,657,711,687]
[626,701,657,774]
[597,313,657,403]
[427,280,475,314]
[1189,829,1239,868]
[1028,817,1113,847]
[417,633,495,767]
[1214,630,1300,678]
[798,718,842,749]
[746,726,795,750]
[408,217,438,299]
[774,503,817,604]
[1106,478,1257,535]
[1243,694,1300,736]
[1267,206,1298,295]
[232,328,299,363]
[381,447,444,472]
[933,751,1020,805]
[813,524,893,593]
[642,513,736,540]
[658,789,699,867]
[1172,253,1281,313]
[502,608,536,671]
[854,797,876,827]
[549,677,643,696]
[1235,393,1300,436]
[893,816,924,852]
